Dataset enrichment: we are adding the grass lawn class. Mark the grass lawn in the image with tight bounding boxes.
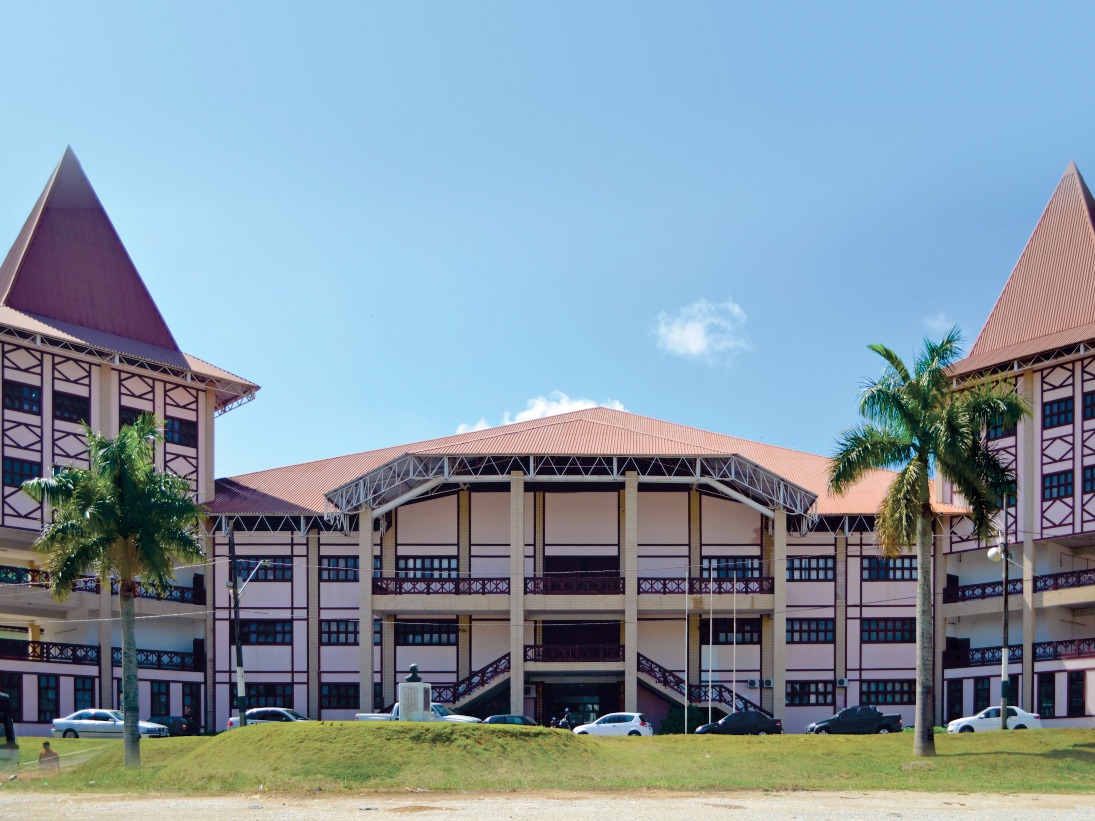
[3,724,1093,795]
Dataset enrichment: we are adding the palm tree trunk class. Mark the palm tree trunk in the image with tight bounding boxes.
[914,491,937,757]
[120,580,141,768]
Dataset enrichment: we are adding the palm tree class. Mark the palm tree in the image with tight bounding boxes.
[829,328,1028,756]
[23,414,203,768]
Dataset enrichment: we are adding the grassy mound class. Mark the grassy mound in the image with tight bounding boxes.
[4,723,1094,795]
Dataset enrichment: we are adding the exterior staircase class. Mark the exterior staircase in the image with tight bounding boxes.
[433,653,512,709]
[637,653,771,716]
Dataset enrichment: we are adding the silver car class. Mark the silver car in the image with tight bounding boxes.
[52,709,168,739]
[226,707,313,729]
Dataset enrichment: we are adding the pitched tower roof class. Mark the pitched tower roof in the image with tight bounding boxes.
[0,147,180,351]
[955,162,1095,375]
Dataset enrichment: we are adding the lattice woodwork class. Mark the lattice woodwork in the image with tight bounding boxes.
[165,451,198,488]
[1041,363,1075,393]
[165,384,198,414]
[53,430,89,468]
[3,419,42,454]
[52,355,92,389]
[119,372,155,404]
[2,344,42,376]
[1042,498,1074,534]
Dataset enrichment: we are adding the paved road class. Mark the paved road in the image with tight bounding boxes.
[2,791,1094,820]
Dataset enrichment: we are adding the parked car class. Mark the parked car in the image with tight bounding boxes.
[694,710,782,735]
[572,712,652,736]
[355,703,481,723]
[946,706,1042,733]
[52,710,168,739]
[226,707,313,730]
[155,715,199,736]
[483,714,538,726]
[806,705,903,735]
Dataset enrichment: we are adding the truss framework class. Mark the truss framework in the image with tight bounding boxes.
[323,453,819,531]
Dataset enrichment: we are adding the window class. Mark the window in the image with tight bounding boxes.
[235,682,292,708]
[862,679,914,705]
[395,620,457,646]
[945,679,963,723]
[995,481,1017,508]
[974,676,991,712]
[373,618,381,646]
[373,682,383,710]
[182,682,201,720]
[74,676,95,712]
[786,680,834,706]
[1038,673,1056,718]
[319,556,359,582]
[3,381,40,414]
[1043,470,1074,501]
[320,682,359,710]
[1084,467,1095,495]
[786,556,835,581]
[700,557,762,579]
[118,406,142,428]
[116,679,124,710]
[986,414,1016,440]
[396,557,457,579]
[3,457,40,488]
[1068,671,1086,717]
[38,674,59,722]
[787,618,835,644]
[53,391,90,423]
[150,681,169,717]
[373,556,381,578]
[1085,391,1095,421]
[862,556,917,581]
[1043,397,1074,429]
[861,618,915,643]
[164,416,198,448]
[701,618,761,645]
[238,620,292,645]
[320,619,359,646]
[236,556,292,582]
[0,672,20,721]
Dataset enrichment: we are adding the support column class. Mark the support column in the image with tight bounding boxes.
[687,615,700,699]
[509,471,526,715]
[457,491,472,682]
[932,524,948,725]
[457,616,471,681]
[307,528,320,719]
[534,492,545,577]
[358,509,374,710]
[1021,369,1036,712]
[686,489,701,699]
[834,531,848,710]
[381,510,397,705]
[688,488,701,585]
[760,615,774,714]
[203,529,216,733]
[771,508,787,720]
[622,473,639,711]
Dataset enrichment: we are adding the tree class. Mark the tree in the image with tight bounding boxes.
[829,329,1028,756]
[23,414,203,768]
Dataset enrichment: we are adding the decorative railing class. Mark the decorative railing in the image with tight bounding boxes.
[1034,638,1095,660]
[943,579,1023,604]
[0,564,101,593]
[0,638,98,665]
[432,653,511,703]
[1035,568,1095,593]
[373,577,510,595]
[110,647,199,671]
[636,652,771,716]
[524,643,624,663]
[110,578,202,605]
[638,577,774,595]
[525,576,624,595]
[947,644,1023,667]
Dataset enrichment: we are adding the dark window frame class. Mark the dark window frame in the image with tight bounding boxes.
[52,391,91,424]
[2,381,40,415]
[1084,466,1095,495]
[1068,671,1086,717]
[395,556,457,579]
[974,676,991,712]
[150,680,169,717]
[182,682,201,720]
[395,620,457,646]
[700,618,761,645]
[236,556,292,582]
[1043,397,1074,430]
[238,619,292,645]
[786,618,835,644]
[74,676,95,712]
[1037,672,1056,718]
[320,682,360,710]
[1043,470,1074,501]
[164,416,198,448]
[861,618,915,643]
[235,682,292,709]
[986,414,1016,440]
[786,680,834,706]
[3,457,40,489]
[0,671,20,722]
[862,556,918,581]
[118,406,143,428]
[319,556,360,582]
[861,679,915,705]
[700,556,762,579]
[786,556,835,581]
[38,674,59,723]
[320,619,359,646]
[1085,391,1095,421]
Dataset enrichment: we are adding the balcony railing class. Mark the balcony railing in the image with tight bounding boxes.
[373,577,510,595]
[432,652,511,703]
[525,576,624,595]
[524,643,624,663]
[0,563,203,604]
[110,578,204,605]
[638,577,774,595]
[0,638,98,665]
[1034,637,1095,660]
[1034,568,1095,593]
[110,647,199,671]
[945,644,1023,667]
[943,579,1023,604]
[636,652,770,715]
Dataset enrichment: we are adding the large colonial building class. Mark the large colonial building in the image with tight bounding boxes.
[0,152,1091,736]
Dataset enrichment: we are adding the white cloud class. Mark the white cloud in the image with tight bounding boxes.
[923,312,953,335]
[656,297,749,361]
[456,391,627,433]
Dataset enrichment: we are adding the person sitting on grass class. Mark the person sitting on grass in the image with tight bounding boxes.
[38,741,59,769]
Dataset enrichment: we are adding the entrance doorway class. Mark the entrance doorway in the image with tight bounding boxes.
[541,681,620,726]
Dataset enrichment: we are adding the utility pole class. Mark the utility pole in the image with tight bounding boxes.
[227,525,248,727]
[989,537,1010,731]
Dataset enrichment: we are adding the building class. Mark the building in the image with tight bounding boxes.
[0,152,1091,736]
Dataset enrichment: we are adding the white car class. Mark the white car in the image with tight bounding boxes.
[226,707,313,729]
[52,709,168,739]
[355,703,481,723]
[572,712,652,736]
[946,706,1042,733]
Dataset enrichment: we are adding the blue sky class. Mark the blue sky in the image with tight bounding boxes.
[1,2,1093,479]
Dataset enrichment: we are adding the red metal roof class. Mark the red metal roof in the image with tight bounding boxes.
[954,162,1095,376]
[211,408,962,518]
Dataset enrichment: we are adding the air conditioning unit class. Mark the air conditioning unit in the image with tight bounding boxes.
[523,684,535,698]
[762,678,774,689]
[836,677,849,688]
[746,678,760,689]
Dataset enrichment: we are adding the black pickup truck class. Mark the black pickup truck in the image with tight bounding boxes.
[805,705,903,735]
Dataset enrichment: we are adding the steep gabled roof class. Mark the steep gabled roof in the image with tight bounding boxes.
[0,147,180,351]
[955,162,1095,375]
[210,407,963,518]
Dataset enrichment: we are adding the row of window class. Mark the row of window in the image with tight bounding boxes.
[945,672,1087,720]
[241,619,456,646]
[1041,467,1095,500]
[987,392,1095,437]
[785,679,915,706]
[0,672,199,722]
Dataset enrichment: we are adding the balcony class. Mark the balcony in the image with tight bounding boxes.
[0,564,204,605]
[372,577,509,595]
[0,638,98,665]
[110,647,199,671]
[524,643,624,663]
[1034,568,1095,593]
[943,579,1023,604]
[943,644,1022,668]
[1033,638,1095,661]
[638,577,774,595]
[525,576,623,595]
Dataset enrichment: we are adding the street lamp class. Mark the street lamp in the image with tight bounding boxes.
[987,538,1012,731]
[226,525,267,728]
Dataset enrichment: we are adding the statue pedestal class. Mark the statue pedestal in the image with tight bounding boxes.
[398,681,433,722]
[0,744,18,770]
